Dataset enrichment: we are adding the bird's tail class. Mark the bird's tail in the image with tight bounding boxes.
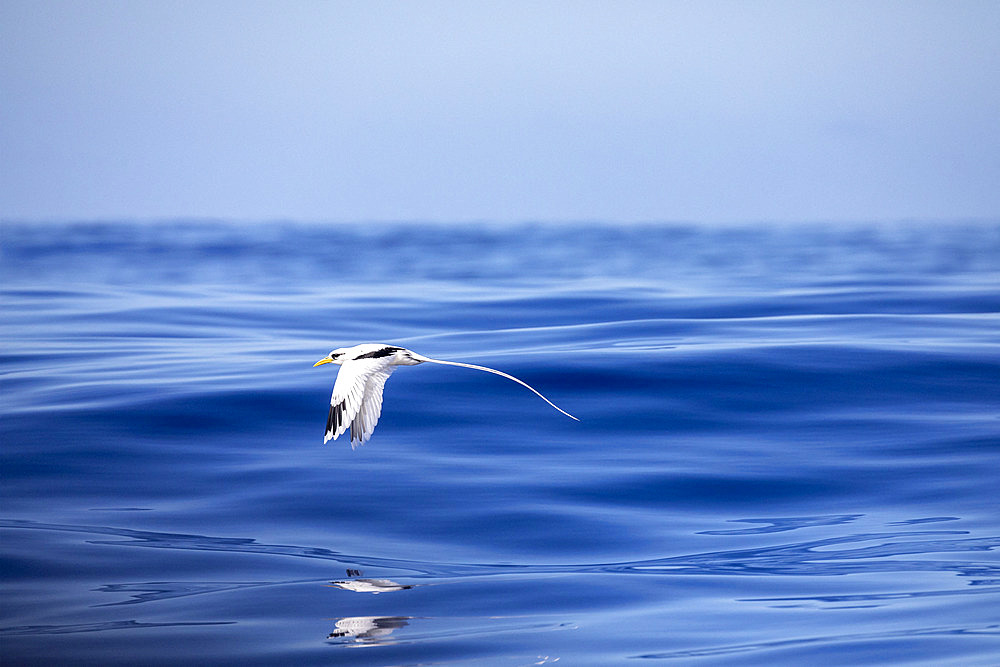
[409,353,579,421]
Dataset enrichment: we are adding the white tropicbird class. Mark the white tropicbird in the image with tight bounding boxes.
[313,344,578,446]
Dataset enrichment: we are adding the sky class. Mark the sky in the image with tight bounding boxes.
[1,1,998,224]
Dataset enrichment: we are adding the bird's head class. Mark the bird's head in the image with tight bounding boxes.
[313,348,348,367]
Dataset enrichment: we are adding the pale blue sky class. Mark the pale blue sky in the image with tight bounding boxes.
[2,1,998,223]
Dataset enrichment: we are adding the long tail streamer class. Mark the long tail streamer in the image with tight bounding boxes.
[412,354,579,421]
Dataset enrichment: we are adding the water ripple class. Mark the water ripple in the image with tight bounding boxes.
[0,620,234,636]
[4,517,997,590]
[698,514,864,535]
[633,623,1000,660]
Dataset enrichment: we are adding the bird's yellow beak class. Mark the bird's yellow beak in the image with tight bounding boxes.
[313,358,333,367]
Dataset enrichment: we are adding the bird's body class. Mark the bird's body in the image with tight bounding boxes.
[313,343,577,446]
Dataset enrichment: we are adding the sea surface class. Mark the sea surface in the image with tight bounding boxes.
[2,221,999,665]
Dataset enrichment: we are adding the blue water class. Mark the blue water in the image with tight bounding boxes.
[2,221,999,665]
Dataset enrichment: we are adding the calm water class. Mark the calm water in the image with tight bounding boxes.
[2,221,999,665]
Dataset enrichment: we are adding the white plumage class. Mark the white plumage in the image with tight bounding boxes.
[313,343,578,447]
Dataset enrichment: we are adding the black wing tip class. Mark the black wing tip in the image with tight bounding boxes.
[327,400,347,435]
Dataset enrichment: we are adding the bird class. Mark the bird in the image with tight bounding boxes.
[313,343,578,446]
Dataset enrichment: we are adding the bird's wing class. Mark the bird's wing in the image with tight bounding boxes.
[325,359,396,444]
[408,353,579,421]
[349,369,392,447]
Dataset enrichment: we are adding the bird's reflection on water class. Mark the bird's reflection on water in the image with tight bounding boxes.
[327,615,411,643]
[325,572,416,643]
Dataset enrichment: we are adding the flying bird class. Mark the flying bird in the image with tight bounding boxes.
[313,344,578,446]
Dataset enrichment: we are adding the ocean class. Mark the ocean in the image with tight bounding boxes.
[2,221,999,665]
